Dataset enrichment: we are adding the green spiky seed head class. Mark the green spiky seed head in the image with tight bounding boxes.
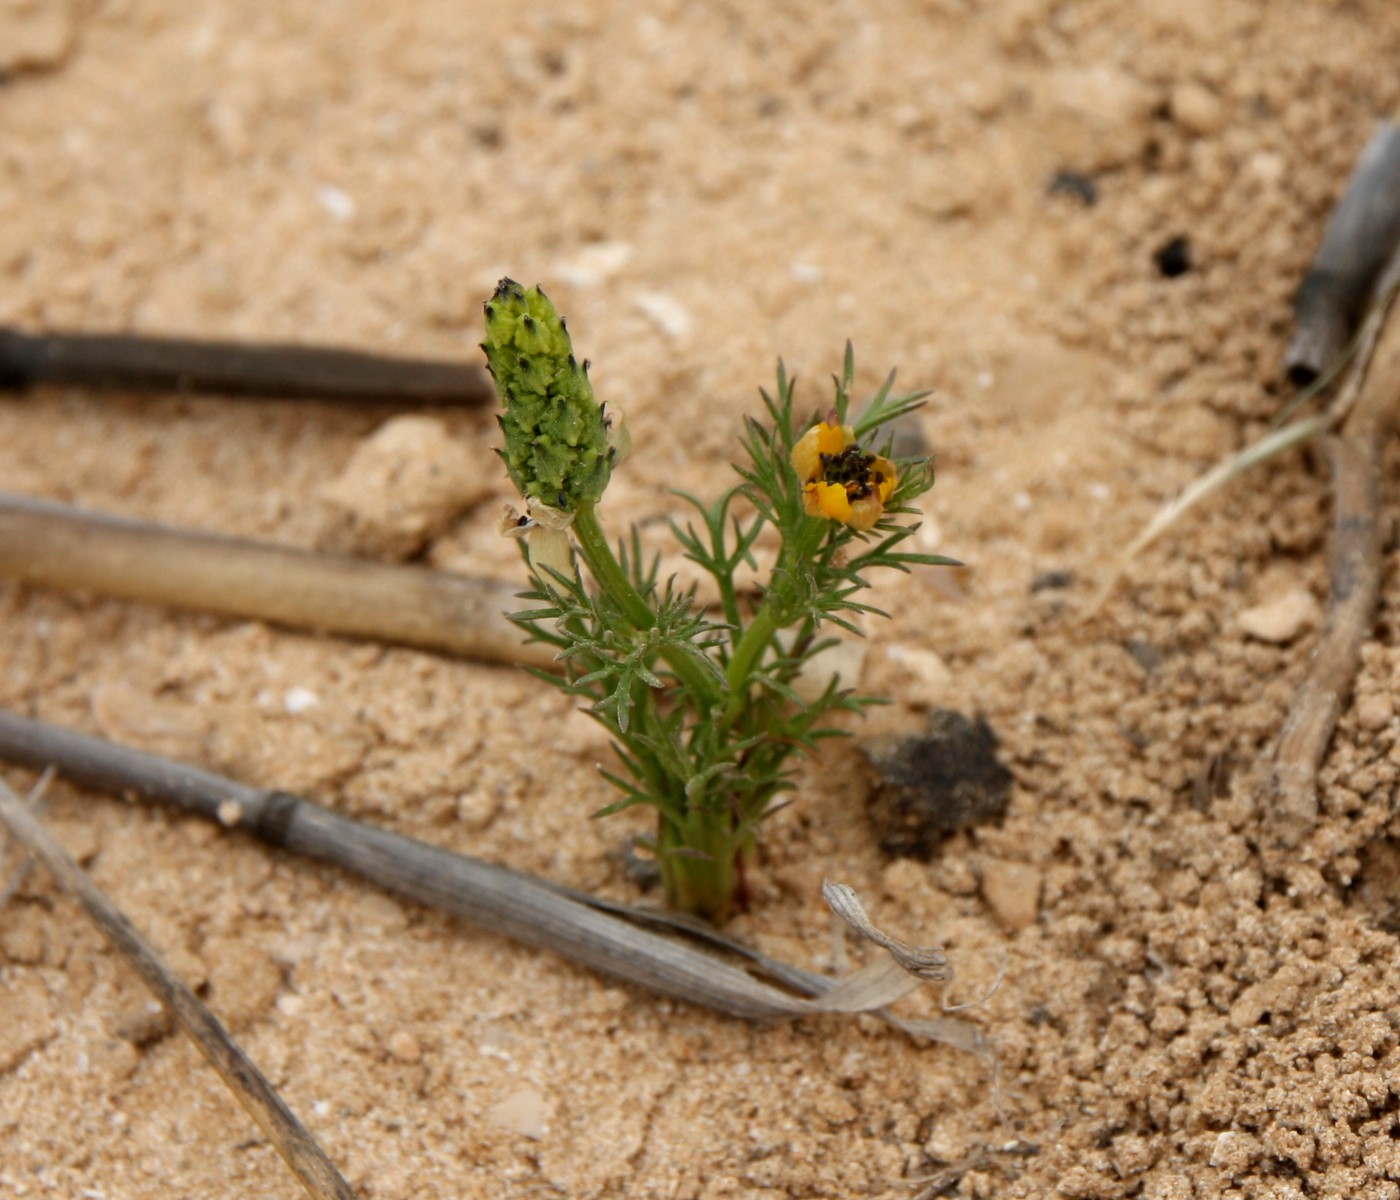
[482,279,613,511]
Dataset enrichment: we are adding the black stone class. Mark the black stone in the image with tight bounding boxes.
[861,710,1014,860]
[1030,569,1075,592]
[1048,170,1098,206]
[1154,235,1192,278]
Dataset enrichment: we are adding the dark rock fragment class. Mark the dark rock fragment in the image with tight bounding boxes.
[862,710,1014,860]
[1153,234,1191,277]
[1048,169,1098,206]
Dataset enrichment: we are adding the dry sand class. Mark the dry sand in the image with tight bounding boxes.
[2,1,1399,1197]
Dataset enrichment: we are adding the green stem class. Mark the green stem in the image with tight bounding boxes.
[571,502,652,628]
[720,517,828,726]
[721,604,781,725]
[657,810,748,923]
[571,502,725,710]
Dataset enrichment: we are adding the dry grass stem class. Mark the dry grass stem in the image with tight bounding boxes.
[1091,192,1400,620]
[0,325,493,406]
[0,492,554,668]
[1086,414,1330,616]
[1265,253,1400,839]
[0,775,358,1200]
[0,707,989,1057]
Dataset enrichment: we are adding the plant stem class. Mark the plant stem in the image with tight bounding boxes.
[570,502,725,710]
[570,502,655,628]
[657,811,746,923]
[572,502,758,919]
[720,518,826,726]
[722,604,782,725]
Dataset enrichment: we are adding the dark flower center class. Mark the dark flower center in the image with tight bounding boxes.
[820,445,881,499]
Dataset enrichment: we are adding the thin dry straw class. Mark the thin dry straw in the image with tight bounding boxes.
[0,325,494,406]
[0,774,358,1200]
[0,706,987,1056]
[0,492,554,668]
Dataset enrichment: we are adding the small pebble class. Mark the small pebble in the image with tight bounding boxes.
[554,241,633,288]
[1038,64,1155,171]
[1355,693,1394,732]
[1209,1130,1263,1172]
[1237,589,1320,644]
[0,0,74,73]
[485,1086,549,1139]
[315,415,491,559]
[216,800,244,827]
[1030,569,1074,592]
[1047,169,1097,206]
[1247,150,1286,186]
[791,636,867,704]
[283,686,319,714]
[1170,81,1224,136]
[112,998,173,1047]
[316,184,356,222]
[1153,235,1192,278]
[455,788,503,831]
[387,1030,422,1063]
[634,291,692,338]
[978,856,1042,930]
[884,644,955,709]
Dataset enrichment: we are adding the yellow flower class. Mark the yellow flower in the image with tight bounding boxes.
[791,419,897,532]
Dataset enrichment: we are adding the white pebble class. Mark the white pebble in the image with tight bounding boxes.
[634,291,692,339]
[316,184,356,222]
[554,241,633,288]
[1238,589,1320,644]
[387,1030,422,1063]
[283,687,320,714]
[484,1086,549,1140]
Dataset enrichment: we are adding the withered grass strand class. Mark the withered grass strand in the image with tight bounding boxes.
[0,492,554,668]
[1092,133,1400,617]
[0,708,985,1056]
[1267,246,1400,839]
[0,325,494,406]
[0,776,358,1200]
[1286,118,1400,386]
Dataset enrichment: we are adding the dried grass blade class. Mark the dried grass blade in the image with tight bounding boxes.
[0,776,357,1200]
[1087,413,1331,616]
[0,708,987,1057]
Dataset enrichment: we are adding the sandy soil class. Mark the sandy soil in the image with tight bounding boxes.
[3,1,1400,1197]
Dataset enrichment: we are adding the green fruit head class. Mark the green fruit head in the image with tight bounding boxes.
[483,279,613,510]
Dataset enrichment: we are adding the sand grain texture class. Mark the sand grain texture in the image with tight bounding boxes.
[3,3,1400,1198]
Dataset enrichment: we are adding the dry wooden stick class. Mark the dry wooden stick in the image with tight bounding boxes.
[1266,254,1400,839]
[0,707,987,1055]
[1286,118,1400,386]
[0,325,494,406]
[0,776,358,1200]
[0,492,555,669]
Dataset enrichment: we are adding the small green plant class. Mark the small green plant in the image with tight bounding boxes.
[482,279,953,921]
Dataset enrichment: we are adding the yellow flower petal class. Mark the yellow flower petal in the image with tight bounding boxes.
[813,480,855,523]
[797,424,895,531]
[844,491,884,531]
[791,426,824,483]
[791,421,856,482]
[871,456,897,503]
[817,421,854,456]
